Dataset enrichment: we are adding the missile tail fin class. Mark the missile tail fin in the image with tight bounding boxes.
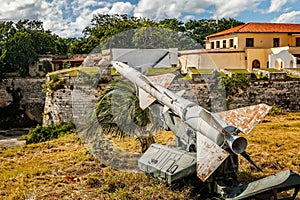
[196,132,229,182]
[215,104,271,135]
[176,89,186,97]
[139,88,156,110]
[147,73,176,89]
[138,73,176,110]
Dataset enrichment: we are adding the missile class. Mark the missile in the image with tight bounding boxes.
[111,61,271,182]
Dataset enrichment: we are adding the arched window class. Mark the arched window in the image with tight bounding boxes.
[252,59,260,68]
[290,60,294,68]
[275,59,283,69]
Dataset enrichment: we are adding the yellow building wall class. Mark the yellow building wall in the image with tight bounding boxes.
[206,33,294,50]
[179,50,246,71]
[289,47,300,54]
[237,33,290,49]
[204,31,300,70]
[179,50,217,72]
[207,52,246,69]
[289,34,300,47]
[206,34,239,49]
[245,49,269,70]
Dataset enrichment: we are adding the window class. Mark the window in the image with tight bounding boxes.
[223,40,226,48]
[229,39,234,48]
[252,59,260,68]
[211,42,214,49]
[296,37,300,47]
[246,38,254,47]
[273,38,280,47]
[216,41,220,48]
[38,65,43,71]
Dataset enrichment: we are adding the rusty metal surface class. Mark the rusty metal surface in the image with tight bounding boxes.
[196,132,229,182]
[216,104,271,135]
[148,73,176,89]
[139,73,175,110]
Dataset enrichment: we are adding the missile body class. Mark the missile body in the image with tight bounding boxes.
[111,61,245,153]
[110,61,297,198]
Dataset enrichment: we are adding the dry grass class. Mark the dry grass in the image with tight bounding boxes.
[0,112,299,199]
[239,112,300,180]
[0,134,190,200]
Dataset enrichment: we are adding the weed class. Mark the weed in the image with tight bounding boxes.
[268,105,286,116]
[25,123,75,144]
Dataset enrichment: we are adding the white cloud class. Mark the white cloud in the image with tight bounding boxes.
[3,0,298,38]
[272,11,300,23]
[134,0,261,21]
[109,2,134,15]
[211,0,260,19]
[0,0,48,20]
[0,0,134,38]
[267,0,288,13]
[134,0,209,20]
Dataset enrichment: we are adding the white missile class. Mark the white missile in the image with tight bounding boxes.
[111,61,271,181]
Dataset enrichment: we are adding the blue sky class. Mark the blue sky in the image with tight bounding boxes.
[0,0,300,38]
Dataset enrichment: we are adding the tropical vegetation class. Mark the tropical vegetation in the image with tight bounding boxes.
[0,15,244,78]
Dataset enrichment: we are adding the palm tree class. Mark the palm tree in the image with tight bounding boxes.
[95,77,160,152]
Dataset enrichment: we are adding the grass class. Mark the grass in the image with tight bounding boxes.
[262,68,282,72]
[177,73,192,80]
[225,69,250,74]
[145,66,179,75]
[239,112,300,182]
[188,67,214,74]
[287,74,300,79]
[0,134,190,200]
[287,68,300,71]
[0,112,299,199]
[47,66,81,77]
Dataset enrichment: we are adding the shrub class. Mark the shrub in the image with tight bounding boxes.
[268,106,286,116]
[42,76,65,93]
[26,123,75,144]
[220,73,250,96]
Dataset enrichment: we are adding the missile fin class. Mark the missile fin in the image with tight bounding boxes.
[215,103,271,135]
[176,89,186,97]
[138,73,176,110]
[148,73,176,89]
[138,88,156,110]
[162,105,170,114]
[196,132,229,182]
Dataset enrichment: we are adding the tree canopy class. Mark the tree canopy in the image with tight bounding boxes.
[73,14,243,53]
[0,16,244,78]
[0,20,69,77]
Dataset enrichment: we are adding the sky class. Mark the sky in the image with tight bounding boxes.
[0,0,300,38]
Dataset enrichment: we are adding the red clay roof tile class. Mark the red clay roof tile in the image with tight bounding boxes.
[207,23,300,38]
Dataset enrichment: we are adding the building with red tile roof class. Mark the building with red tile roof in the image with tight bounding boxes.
[207,23,300,38]
[179,23,300,71]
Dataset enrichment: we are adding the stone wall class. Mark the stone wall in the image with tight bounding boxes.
[43,78,300,126]
[42,76,97,128]
[0,78,45,129]
[228,80,300,111]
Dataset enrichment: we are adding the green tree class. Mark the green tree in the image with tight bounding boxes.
[185,18,244,46]
[82,14,157,51]
[2,32,38,76]
[158,18,185,32]
[132,27,200,50]
[0,19,69,77]
[0,21,16,42]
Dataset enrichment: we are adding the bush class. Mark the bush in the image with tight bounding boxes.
[220,73,250,96]
[26,123,75,144]
[42,74,65,93]
[268,106,286,116]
